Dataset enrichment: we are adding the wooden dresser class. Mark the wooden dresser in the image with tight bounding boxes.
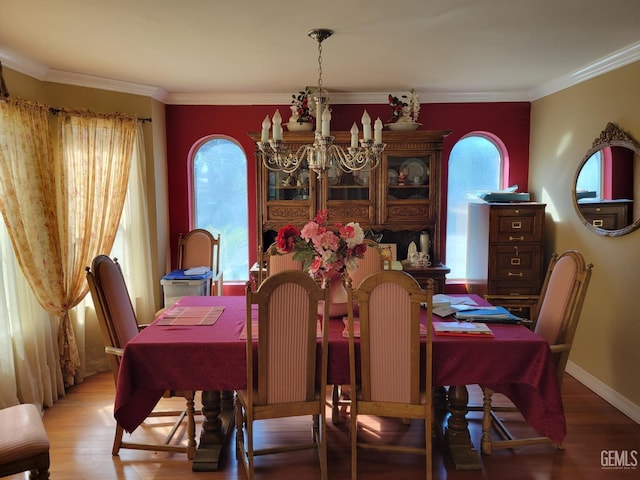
[466,202,546,317]
[577,199,632,230]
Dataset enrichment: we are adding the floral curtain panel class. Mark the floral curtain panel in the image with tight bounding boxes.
[0,99,137,385]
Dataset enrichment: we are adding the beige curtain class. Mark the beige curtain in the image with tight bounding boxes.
[1,120,153,408]
[0,99,137,385]
[73,123,156,379]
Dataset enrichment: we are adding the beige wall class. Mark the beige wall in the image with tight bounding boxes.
[3,67,168,307]
[530,60,640,411]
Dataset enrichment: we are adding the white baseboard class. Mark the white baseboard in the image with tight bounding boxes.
[566,361,640,424]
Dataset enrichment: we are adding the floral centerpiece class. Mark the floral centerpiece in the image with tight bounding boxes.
[289,87,315,124]
[270,210,366,282]
[387,88,420,127]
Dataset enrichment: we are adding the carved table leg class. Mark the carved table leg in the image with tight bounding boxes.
[444,385,482,470]
[192,390,236,472]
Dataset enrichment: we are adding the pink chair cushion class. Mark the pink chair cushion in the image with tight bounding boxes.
[266,282,312,404]
[96,259,139,347]
[350,245,383,289]
[535,255,578,345]
[269,252,303,275]
[0,404,49,464]
[368,282,412,403]
[182,231,213,269]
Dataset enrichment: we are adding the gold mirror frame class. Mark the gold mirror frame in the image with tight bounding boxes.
[573,123,640,237]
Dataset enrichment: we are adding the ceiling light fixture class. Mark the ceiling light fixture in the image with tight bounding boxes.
[257,28,385,177]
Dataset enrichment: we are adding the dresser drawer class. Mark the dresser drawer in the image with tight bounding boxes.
[489,244,543,281]
[489,206,545,243]
[490,281,540,296]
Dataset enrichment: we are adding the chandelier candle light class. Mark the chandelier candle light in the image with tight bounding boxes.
[258,28,385,176]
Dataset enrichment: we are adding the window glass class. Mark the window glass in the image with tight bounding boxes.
[576,150,602,199]
[193,137,248,282]
[446,135,502,279]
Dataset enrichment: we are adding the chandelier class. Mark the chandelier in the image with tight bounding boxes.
[257,28,385,177]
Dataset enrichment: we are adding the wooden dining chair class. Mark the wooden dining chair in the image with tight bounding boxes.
[259,242,304,284]
[178,228,223,295]
[0,404,50,479]
[86,255,197,459]
[346,271,434,480]
[349,239,385,289]
[331,239,384,423]
[236,271,330,480]
[481,250,593,454]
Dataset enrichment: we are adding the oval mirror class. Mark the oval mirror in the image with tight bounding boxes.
[573,123,640,236]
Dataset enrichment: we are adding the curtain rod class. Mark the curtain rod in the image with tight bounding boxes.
[48,106,152,123]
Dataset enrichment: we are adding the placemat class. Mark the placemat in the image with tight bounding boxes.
[157,306,225,326]
[342,317,427,337]
[240,319,322,339]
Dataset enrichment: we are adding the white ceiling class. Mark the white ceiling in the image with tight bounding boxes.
[1,0,639,105]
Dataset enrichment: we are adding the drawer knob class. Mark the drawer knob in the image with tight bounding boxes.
[508,235,525,241]
[507,272,524,277]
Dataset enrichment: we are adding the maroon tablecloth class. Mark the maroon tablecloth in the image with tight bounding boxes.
[114,295,565,444]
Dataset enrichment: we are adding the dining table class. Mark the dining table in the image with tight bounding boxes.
[114,294,565,472]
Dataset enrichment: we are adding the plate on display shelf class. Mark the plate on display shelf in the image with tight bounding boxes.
[401,158,428,184]
[387,169,398,185]
[385,122,422,131]
[327,166,342,185]
[297,169,310,186]
[353,170,370,186]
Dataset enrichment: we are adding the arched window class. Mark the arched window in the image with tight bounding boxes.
[192,136,248,282]
[576,150,602,199]
[446,134,504,280]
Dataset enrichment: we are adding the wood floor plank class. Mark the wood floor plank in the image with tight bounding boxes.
[5,372,639,479]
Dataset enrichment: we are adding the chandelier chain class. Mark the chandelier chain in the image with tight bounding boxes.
[317,39,323,91]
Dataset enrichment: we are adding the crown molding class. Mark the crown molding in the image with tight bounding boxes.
[529,41,640,101]
[2,42,638,105]
[45,69,168,101]
[0,45,49,80]
[163,89,531,105]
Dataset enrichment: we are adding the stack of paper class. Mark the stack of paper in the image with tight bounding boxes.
[432,321,494,337]
[430,294,478,317]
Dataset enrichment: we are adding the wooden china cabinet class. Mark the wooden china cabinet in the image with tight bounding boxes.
[248,130,451,292]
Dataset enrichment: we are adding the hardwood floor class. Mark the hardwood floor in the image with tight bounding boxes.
[6,372,639,479]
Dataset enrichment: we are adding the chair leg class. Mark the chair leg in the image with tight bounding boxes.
[426,406,433,480]
[350,409,358,480]
[234,397,244,462]
[312,414,319,443]
[319,412,328,480]
[112,423,124,456]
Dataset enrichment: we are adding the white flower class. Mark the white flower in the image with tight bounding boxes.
[344,222,364,248]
